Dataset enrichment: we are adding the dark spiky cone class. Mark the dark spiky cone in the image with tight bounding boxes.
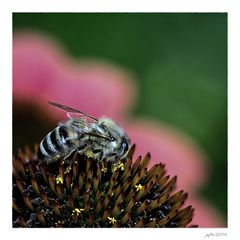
[12,144,196,228]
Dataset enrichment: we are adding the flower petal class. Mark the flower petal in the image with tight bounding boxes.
[13,32,61,99]
[189,196,225,227]
[13,32,136,120]
[49,61,136,120]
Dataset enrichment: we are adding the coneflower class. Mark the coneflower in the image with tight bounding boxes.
[12,144,197,227]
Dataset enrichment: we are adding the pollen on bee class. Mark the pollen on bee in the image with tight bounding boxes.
[85,150,95,158]
[111,161,125,172]
[111,165,118,172]
[117,162,125,171]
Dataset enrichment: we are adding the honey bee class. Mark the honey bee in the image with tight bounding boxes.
[38,102,131,164]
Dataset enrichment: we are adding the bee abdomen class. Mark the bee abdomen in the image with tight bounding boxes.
[51,126,66,151]
[58,126,72,146]
[38,126,75,163]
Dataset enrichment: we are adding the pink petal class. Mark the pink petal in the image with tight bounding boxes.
[189,196,226,227]
[13,32,62,99]
[13,32,136,120]
[124,119,208,191]
[49,61,136,120]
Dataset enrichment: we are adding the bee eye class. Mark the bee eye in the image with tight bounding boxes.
[119,138,129,155]
[122,141,126,148]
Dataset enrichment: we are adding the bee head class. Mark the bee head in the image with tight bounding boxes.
[117,134,131,158]
[99,118,131,158]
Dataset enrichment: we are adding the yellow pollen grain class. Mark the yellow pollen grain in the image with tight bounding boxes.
[72,208,84,216]
[64,166,71,174]
[56,175,64,184]
[135,184,143,191]
[85,150,95,158]
[117,162,125,171]
[108,216,117,224]
[101,167,107,173]
[111,165,118,172]
[112,161,125,172]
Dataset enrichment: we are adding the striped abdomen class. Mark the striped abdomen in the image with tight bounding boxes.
[38,126,78,163]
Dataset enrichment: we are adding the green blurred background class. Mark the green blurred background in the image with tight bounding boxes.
[13,13,227,222]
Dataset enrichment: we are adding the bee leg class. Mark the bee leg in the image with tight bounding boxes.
[91,149,104,162]
[62,149,76,165]
[105,153,118,163]
[73,144,87,159]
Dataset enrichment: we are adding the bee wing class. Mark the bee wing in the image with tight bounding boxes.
[49,102,111,141]
[60,118,111,141]
[48,101,98,122]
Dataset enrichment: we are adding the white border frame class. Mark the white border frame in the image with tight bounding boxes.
[1,1,239,239]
